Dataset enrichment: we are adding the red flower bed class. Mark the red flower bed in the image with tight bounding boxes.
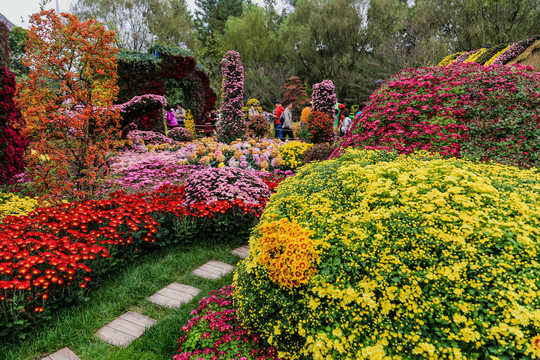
[0,184,268,337]
[334,63,540,168]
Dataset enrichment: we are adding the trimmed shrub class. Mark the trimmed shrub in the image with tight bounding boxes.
[234,149,540,360]
[335,63,540,168]
[278,141,313,170]
[247,114,271,138]
[168,127,194,142]
[182,167,271,206]
[303,143,336,164]
[304,111,333,144]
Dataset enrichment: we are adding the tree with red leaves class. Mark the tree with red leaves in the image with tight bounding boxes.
[281,76,310,113]
[16,10,120,202]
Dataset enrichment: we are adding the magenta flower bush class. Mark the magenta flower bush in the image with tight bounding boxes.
[311,80,337,116]
[169,127,194,142]
[217,51,246,143]
[174,285,280,360]
[183,167,271,206]
[0,66,28,184]
[334,63,540,168]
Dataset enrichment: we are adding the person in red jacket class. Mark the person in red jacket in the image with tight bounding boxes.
[273,100,285,139]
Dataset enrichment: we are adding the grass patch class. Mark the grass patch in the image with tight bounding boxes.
[1,238,246,360]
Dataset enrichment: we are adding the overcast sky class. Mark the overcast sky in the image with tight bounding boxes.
[1,0,216,28]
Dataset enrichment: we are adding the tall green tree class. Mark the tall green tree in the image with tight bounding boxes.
[280,0,369,101]
[417,0,540,51]
[71,0,195,51]
[222,4,291,106]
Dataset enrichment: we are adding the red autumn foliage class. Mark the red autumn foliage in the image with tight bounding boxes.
[16,10,121,202]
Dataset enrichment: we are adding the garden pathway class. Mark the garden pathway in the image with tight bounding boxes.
[95,311,157,347]
[192,260,235,279]
[231,245,249,259]
[41,249,251,357]
[40,347,80,360]
[147,283,200,308]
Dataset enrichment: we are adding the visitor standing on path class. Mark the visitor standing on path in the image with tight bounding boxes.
[281,101,294,141]
[175,103,186,127]
[248,102,259,120]
[340,109,351,136]
[166,106,178,129]
[273,101,284,140]
[301,102,311,126]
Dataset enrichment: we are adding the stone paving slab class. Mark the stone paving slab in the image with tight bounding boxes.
[192,260,235,280]
[148,283,200,308]
[41,347,80,360]
[95,311,156,347]
[231,245,250,259]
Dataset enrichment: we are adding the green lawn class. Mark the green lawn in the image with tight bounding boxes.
[1,239,246,360]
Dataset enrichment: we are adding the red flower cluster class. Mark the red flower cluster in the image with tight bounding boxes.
[305,111,334,144]
[0,184,268,337]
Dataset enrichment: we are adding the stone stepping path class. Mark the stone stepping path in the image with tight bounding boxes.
[40,347,80,360]
[96,311,156,347]
[231,245,250,259]
[147,283,200,308]
[192,260,235,280]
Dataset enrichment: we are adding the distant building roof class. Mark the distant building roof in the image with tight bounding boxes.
[0,13,15,31]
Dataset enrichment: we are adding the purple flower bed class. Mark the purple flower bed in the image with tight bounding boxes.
[126,130,179,145]
[183,167,271,205]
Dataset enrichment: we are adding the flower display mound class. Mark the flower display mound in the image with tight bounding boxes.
[168,127,194,142]
[278,141,313,170]
[174,285,280,360]
[234,149,540,360]
[334,63,540,168]
[305,111,333,144]
[247,114,271,139]
[183,167,271,206]
[126,129,178,146]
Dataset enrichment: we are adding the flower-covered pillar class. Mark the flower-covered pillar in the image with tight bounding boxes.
[311,80,337,117]
[217,51,245,143]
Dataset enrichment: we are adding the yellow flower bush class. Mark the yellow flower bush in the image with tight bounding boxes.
[437,52,464,66]
[234,149,540,360]
[464,48,487,63]
[485,44,513,65]
[278,141,313,170]
[185,109,195,135]
[0,192,39,221]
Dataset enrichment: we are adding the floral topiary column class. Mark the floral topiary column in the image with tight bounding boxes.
[311,79,337,117]
[217,51,246,143]
[0,22,28,184]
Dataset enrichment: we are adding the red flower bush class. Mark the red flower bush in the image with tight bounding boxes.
[0,181,281,337]
[335,63,540,168]
[305,111,334,144]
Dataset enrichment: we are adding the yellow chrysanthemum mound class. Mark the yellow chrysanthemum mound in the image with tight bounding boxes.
[0,192,39,221]
[278,141,313,170]
[256,218,321,289]
[234,149,540,360]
